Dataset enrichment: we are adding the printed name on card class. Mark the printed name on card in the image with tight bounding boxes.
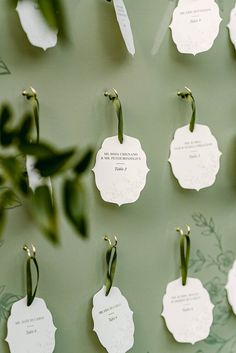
[170,0,222,55]
[93,135,149,205]
[6,297,56,353]
[92,286,134,353]
[169,124,221,190]
[162,278,214,344]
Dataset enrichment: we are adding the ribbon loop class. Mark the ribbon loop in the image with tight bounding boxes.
[23,244,39,306]
[104,235,118,296]
[22,87,40,143]
[104,88,124,144]
[177,87,196,133]
[176,226,191,286]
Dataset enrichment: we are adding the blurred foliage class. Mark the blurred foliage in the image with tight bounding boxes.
[0,102,93,244]
[9,0,68,42]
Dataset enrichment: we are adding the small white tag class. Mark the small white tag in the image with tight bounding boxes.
[113,0,135,55]
[6,297,56,353]
[93,135,149,206]
[92,286,134,353]
[26,155,52,193]
[16,0,58,50]
[162,278,214,344]
[169,124,221,191]
[228,3,236,50]
[225,260,236,315]
[170,0,222,55]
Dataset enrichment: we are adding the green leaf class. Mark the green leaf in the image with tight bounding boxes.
[63,178,88,238]
[193,262,204,273]
[38,0,58,28]
[17,113,33,145]
[74,148,94,175]
[196,249,205,262]
[192,213,207,227]
[0,208,5,237]
[15,153,27,172]
[19,142,55,158]
[0,104,15,146]
[0,292,22,321]
[31,185,58,244]
[0,59,11,75]
[209,217,215,231]
[38,0,68,41]
[0,187,21,209]
[205,332,226,345]
[8,0,18,8]
[35,148,75,177]
[0,156,28,195]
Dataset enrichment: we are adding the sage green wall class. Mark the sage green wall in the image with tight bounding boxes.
[1,0,236,352]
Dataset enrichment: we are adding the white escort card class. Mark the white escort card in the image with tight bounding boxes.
[226,260,236,315]
[169,124,221,190]
[93,135,149,205]
[113,0,135,55]
[162,278,214,344]
[228,3,236,50]
[16,0,58,50]
[92,286,134,353]
[26,155,52,192]
[6,297,56,353]
[170,0,222,55]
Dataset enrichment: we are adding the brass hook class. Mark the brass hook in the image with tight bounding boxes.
[23,244,36,258]
[104,235,118,247]
[177,86,192,96]
[104,88,118,100]
[22,87,37,100]
[176,225,191,236]
[185,86,192,94]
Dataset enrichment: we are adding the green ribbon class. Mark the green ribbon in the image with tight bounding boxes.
[104,236,117,296]
[104,89,124,144]
[176,226,191,286]
[177,87,196,133]
[23,245,39,306]
[22,87,40,143]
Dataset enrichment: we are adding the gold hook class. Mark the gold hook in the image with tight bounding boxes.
[112,88,118,98]
[185,86,192,94]
[104,235,118,247]
[177,86,192,97]
[23,244,36,258]
[104,88,118,100]
[22,87,37,99]
[176,225,191,236]
[104,235,112,246]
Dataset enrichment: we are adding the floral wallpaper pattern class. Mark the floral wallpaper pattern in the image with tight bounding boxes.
[191,213,236,353]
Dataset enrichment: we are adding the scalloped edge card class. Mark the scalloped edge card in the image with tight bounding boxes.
[93,135,149,206]
[92,286,135,353]
[169,124,221,191]
[162,278,214,344]
[6,297,56,353]
[228,3,236,50]
[16,0,58,50]
[170,0,222,55]
[26,155,52,193]
[113,0,135,55]
[226,260,236,315]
